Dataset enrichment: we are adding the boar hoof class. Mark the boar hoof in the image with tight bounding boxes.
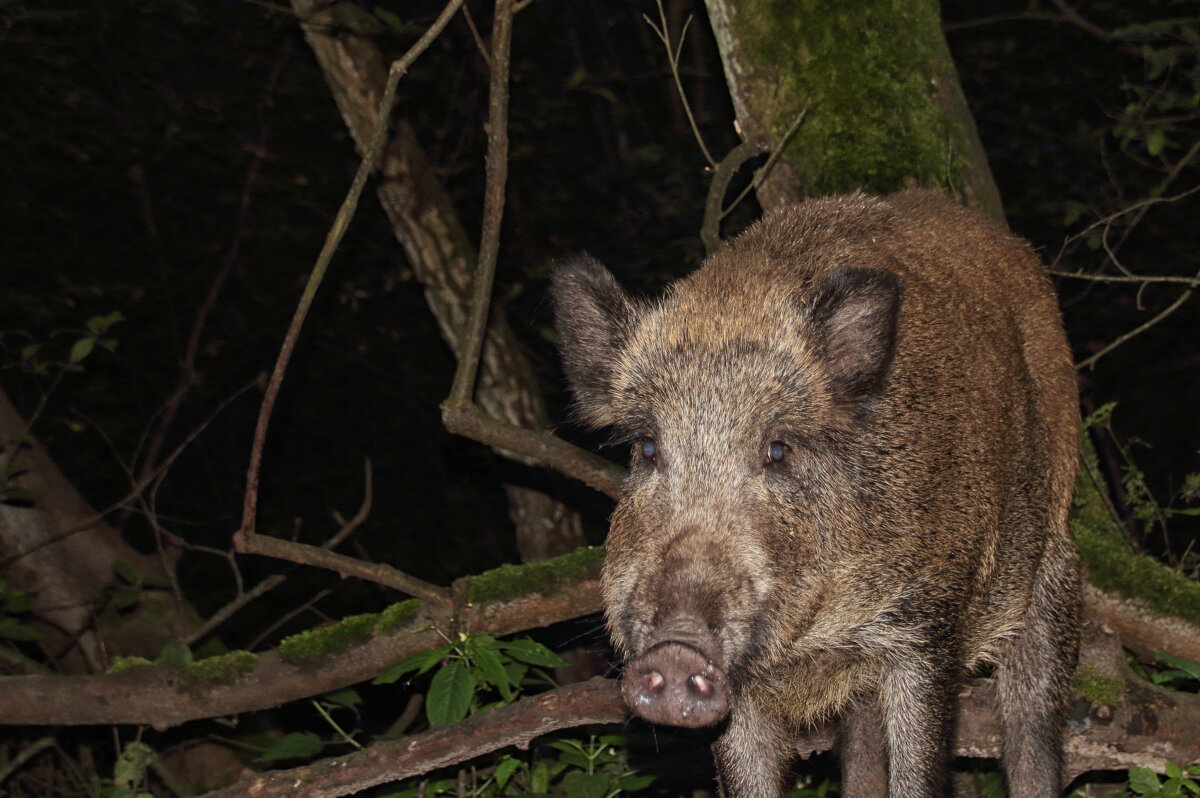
[622,642,730,728]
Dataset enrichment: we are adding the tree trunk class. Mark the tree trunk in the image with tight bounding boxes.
[702,0,1003,219]
[0,389,190,673]
[291,0,584,562]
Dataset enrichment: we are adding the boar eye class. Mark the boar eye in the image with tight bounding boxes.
[766,440,786,465]
[640,438,658,463]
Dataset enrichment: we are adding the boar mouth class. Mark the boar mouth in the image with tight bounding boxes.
[621,640,731,728]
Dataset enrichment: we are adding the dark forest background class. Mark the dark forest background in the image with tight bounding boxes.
[1,0,1198,794]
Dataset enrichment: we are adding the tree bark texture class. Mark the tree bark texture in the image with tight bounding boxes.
[0,389,190,673]
[291,0,583,562]
[702,0,1004,218]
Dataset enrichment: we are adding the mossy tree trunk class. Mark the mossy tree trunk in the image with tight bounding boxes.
[702,0,1003,219]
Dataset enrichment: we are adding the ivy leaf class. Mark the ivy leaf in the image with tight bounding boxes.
[426,662,475,726]
[256,732,324,762]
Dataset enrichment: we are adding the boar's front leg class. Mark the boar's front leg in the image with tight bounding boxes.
[840,697,889,798]
[712,699,792,798]
[880,662,955,798]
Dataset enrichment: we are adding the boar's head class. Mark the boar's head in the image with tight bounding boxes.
[552,252,901,729]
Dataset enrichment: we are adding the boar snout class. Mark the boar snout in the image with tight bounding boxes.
[623,640,731,728]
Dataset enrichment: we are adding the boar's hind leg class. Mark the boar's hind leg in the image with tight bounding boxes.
[998,535,1081,798]
[880,662,955,798]
[712,701,791,797]
[839,697,889,798]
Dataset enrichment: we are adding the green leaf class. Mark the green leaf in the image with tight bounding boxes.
[113,741,155,788]
[1,487,35,504]
[256,732,324,762]
[154,640,193,667]
[495,756,520,790]
[19,342,40,360]
[1147,128,1166,157]
[1154,652,1200,681]
[113,589,141,610]
[112,560,140,584]
[561,770,612,798]
[5,589,30,613]
[498,638,568,668]
[1167,762,1183,780]
[530,759,549,794]
[325,689,362,709]
[374,645,450,684]
[373,6,404,30]
[69,337,95,364]
[615,774,656,791]
[472,642,514,701]
[1129,767,1162,795]
[0,617,43,641]
[426,662,475,725]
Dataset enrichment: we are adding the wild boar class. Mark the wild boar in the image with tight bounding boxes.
[551,190,1080,798]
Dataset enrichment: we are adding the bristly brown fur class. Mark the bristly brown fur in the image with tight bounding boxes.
[552,189,1080,798]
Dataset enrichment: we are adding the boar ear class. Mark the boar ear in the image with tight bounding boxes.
[808,268,902,402]
[551,255,638,428]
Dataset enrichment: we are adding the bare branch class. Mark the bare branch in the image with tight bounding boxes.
[236,531,452,605]
[240,0,468,541]
[0,572,601,727]
[1075,274,1196,372]
[447,0,515,405]
[441,402,624,500]
[203,679,627,798]
[701,139,767,257]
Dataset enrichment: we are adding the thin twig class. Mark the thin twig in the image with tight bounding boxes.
[643,0,715,168]
[182,574,287,648]
[1076,275,1197,372]
[239,0,467,541]
[238,532,452,604]
[0,736,56,785]
[324,457,373,550]
[446,0,515,405]
[460,4,489,67]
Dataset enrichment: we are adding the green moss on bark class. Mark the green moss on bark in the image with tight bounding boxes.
[177,650,257,693]
[1072,437,1200,626]
[1073,663,1126,706]
[468,545,605,605]
[737,0,965,196]
[277,599,421,663]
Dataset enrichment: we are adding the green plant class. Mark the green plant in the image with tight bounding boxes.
[375,633,567,726]
[1118,763,1200,797]
[1084,403,1200,563]
[384,734,653,798]
[0,580,41,647]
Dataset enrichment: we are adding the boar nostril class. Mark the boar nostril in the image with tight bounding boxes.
[688,673,713,698]
[642,670,665,693]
